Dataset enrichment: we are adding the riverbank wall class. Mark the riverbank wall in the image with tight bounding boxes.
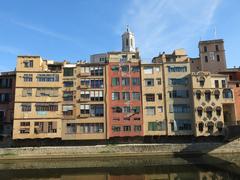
[1,138,240,160]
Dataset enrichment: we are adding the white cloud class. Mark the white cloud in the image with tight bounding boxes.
[118,0,221,60]
[10,19,79,45]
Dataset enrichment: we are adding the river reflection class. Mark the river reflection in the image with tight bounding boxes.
[0,164,239,180]
[0,155,240,180]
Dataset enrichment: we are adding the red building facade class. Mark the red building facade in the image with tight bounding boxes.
[220,69,240,123]
[107,58,143,138]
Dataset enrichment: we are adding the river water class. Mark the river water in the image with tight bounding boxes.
[0,154,240,179]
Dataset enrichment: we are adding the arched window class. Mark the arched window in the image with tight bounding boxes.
[196,90,201,100]
[216,121,223,132]
[126,38,129,46]
[214,90,220,100]
[223,89,233,98]
[205,90,211,102]
[205,106,213,119]
[199,77,205,87]
[197,107,203,117]
[216,106,221,116]
[207,121,214,134]
[198,122,204,132]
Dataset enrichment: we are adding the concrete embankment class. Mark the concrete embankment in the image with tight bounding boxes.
[1,138,240,160]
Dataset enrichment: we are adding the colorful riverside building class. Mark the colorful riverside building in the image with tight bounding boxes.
[7,28,239,142]
[0,71,16,140]
[13,56,63,139]
[91,28,143,139]
[219,68,240,123]
[191,72,235,136]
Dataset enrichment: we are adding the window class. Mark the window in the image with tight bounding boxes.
[122,92,130,101]
[0,93,10,102]
[214,90,220,99]
[63,68,74,76]
[23,74,33,82]
[216,106,221,116]
[148,121,165,131]
[112,77,120,86]
[79,123,104,133]
[132,92,140,100]
[169,90,189,98]
[205,90,211,101]
[196,90,201,100]
[90,79,104,88]
[22,88,32,97]
[172,120,192,131]
[143,67,153,74]
[63,91,73,101]
[199,77,205,87]
[146,94,155,102]
[80,104,90,114]
[90,67,103,76]
[36,74,59,82]
[204,46,207,52]
[223,89,233,98]
[66,124,77,134]
[90,104,104,117]
[146,106,155,115]
[21,103,31,112]
[111,66,119,72]
[197,107,203,117]
[158,106,163,113]
[145,79,154,86]
[199,122,204,132]
[216,45,219,51]
[217,55,220,62]
[156,78,161,85]
[222,80,226,88]
[112,92,120,100]
[206,107,213,119]
[131,66,140,72]
[169,78,188,85]
[80,67,90,74]
[20,122,30,126]
[215,80,219,88]
[123,126,131,132]
[112,126,121,132]
[121,65,129,72]
[0,78,12,88]
[205,56,208,62]
[112,106,122,113]
[36,88,59,97]
[132,78,140,86]
[23,60,33,68]
[207,122,214,133]
[90,91,103,101]
[36,103,58,112]
[63,105,73,116]
[134,125,141,132]
[170,104,190,113]
[80,79,90,87]
[20,128,30,134]
[122,77,130,86]
[168,66,187,72]
[123,106,131,113]
[80,91,90,99]
[132,106,140,114]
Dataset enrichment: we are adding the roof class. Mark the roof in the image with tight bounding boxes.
[199,39,224,44]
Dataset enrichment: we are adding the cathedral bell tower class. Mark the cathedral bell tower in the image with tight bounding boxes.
[122,26,136,52]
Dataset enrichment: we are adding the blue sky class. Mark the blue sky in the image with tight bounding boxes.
[0,0,239,71]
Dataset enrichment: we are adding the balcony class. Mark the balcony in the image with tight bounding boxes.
[78,84,90,89]
[78,113,90,118]
[79,97,90,102]
[78,72,90,77]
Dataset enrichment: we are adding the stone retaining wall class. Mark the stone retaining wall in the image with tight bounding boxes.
[0,138,240,159]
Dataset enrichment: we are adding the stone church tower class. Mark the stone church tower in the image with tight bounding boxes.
[122,26,136,52]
